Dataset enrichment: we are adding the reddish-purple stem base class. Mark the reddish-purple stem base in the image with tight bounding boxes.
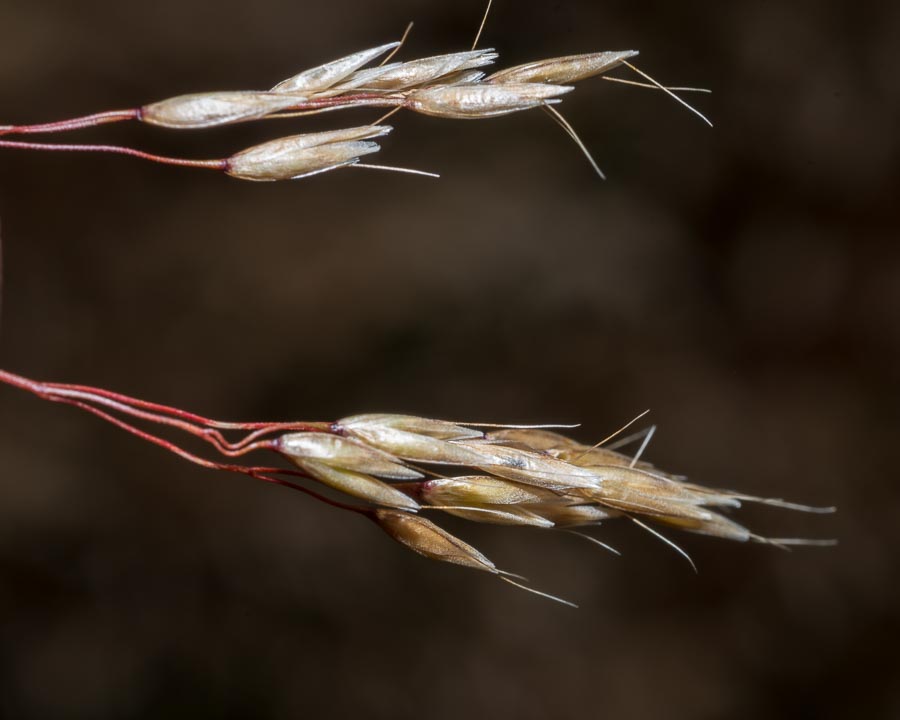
[0,138,227,170]
[0,368,362,514]
[0,109,139,137]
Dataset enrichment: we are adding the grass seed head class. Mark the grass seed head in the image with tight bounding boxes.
[343,424,491,465]
[489,427,660,474]
[572,469,719,521]
[487,50,639,85]
[653,511,753,543]
[340,413,482,440]
[327,413,832,574]
[458,441,602,490]
[559,444,661,473]
[524,503,619,528]
[277,431,421,480]
[271,42,401,94]
[487,427,584,452]
[339,414,492,464]
[406,82,574,119]
[141,91,301,129]
[225,125,390,181]
[430,70,489,86]
[292,459,420,511]
[373,509,497,572]
[329,49,499,94]
[420,475,558,506]
[440,505,556,528]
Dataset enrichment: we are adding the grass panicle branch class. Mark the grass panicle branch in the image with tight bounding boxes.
[0,369,835,607]
[0,28,711,182]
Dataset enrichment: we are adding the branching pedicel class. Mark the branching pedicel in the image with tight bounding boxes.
[0,7,831,606]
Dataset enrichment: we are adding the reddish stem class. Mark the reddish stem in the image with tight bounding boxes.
[0,109,139,137]
[0,138,227,169]
[0,369,329,452]
[0,367,363,514]
[63,396,362,513]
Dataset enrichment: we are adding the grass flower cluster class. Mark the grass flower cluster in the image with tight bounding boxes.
[0,3,832,606]
[0,370,835,606]
[0,28,709,182]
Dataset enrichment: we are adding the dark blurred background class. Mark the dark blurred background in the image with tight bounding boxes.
[0,0,897,717]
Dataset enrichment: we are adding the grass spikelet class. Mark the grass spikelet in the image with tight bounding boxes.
[271,42,402,94]
[331,49,499,93]
[406,82,573,119]
[293,461,422,511]
[486,50,639,84]
[225,125,390,181]
[340,413,483,440]
[140,91,302,129]
[277,432,421,479]
[417,476,557,506]
[372,509,498,572]
[528,503,619,528]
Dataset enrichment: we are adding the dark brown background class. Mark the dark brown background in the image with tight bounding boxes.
[1,1,897,718]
